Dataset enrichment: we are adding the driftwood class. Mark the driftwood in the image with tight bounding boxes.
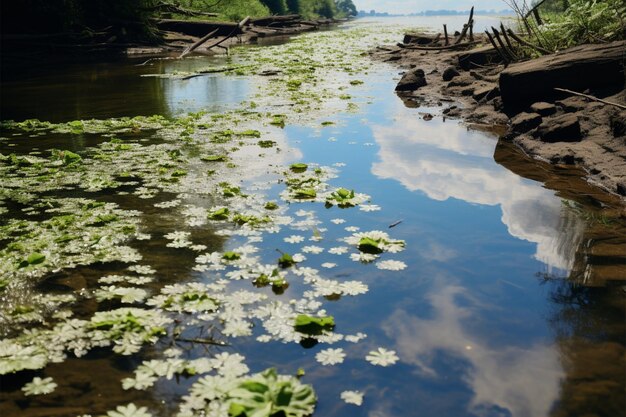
[405,40,480,51]
[499,41,626,110]
[500,23,515,52]
[485,30,509,64]
[455,6,474,45]
[179,28,219,58]
[443,24,449,45]
[179,16,250,58]
[491,27,517,61]
[554,88,626,110]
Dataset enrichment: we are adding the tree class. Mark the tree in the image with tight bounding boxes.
[335,0,357,16]
[260,0,288,15]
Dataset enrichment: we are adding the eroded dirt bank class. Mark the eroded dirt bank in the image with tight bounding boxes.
[371,34,626,200]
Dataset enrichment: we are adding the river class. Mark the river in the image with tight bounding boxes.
[0,16,624,417]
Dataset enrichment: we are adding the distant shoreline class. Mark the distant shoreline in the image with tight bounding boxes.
[357,10,515,18]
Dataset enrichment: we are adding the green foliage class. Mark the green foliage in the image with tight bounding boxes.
[289,163,308,173]
[357,237,384,254]
[293,314,335,335]
[261,0,288,15]
[278,252,296,268]
[326,188,355,208]
[517,0,625,53]
[227,368,317,417]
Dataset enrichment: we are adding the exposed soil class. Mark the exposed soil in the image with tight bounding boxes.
[371,35,626,201]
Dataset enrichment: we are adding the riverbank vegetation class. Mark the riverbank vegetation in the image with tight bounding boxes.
[505,0,626,54]
[0,0,357,42]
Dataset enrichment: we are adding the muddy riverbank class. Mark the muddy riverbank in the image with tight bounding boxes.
[371,33,626,200]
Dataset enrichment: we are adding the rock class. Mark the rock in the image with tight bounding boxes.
[609,110,626,137]
[530,102,556,116]
[473,85,499,102]
[556,96,588,112]
[395,68,426,92]
[534,113,582,142]
[442,66,460,81]
[458,46,503,70]
[423,113,434,121]
[499,41,626,112]
[510,112,542,133]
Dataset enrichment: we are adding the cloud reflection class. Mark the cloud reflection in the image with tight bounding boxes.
[383,284,564,417]
[370,109,584,271]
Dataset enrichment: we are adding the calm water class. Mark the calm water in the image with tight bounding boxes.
[1,16,624,417]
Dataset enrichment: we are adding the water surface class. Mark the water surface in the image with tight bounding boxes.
[1,16,624,417]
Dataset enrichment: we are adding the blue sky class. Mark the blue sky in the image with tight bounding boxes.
[353,0,513,13]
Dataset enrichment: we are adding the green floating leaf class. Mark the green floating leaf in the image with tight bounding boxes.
[209,207,230,220]
[227,368,316,417]
[264,201,279,210]
[258,140,276,148]
[278,253,295,268]
[222,251,241,261]
[293,189,316,199]
[201,155,228,162]
[238,129,261,138]
[357,237,383,254]
[289,163,308,173]
[294,314,335,336]
[270,115,286,128]
[19,252,46,268]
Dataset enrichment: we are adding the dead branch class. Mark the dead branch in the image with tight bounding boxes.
[491,27,517,61]
[506,28,552,55]
[405,40,481,51]
[180,16,250,58]
[554,88,626,110]
[485,30,509,65]
[455,6,474,44]
[179,28,219,58]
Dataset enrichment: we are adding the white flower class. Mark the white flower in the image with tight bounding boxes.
[315,348,346,365]
[365,347,399,367]
[107,403,152,417]
[349,253,377,263]
[330,218,346,224]
[284,235,305,244]
[359,204,380,212]
[340,281,368,295]
[345,332,367,343]
[340,390,364,406]
[345,226,360,232]
[328,246,349,255]
[22,376,57,396]
[321,262,336,269]
[295,209,314,217]
[376,260,407,271]
[292,253,306,263]
[302,245,324,254]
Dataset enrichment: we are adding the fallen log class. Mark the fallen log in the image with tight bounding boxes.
[405,40,480,51]
[499,41,626,111]
[179,28,219,58]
